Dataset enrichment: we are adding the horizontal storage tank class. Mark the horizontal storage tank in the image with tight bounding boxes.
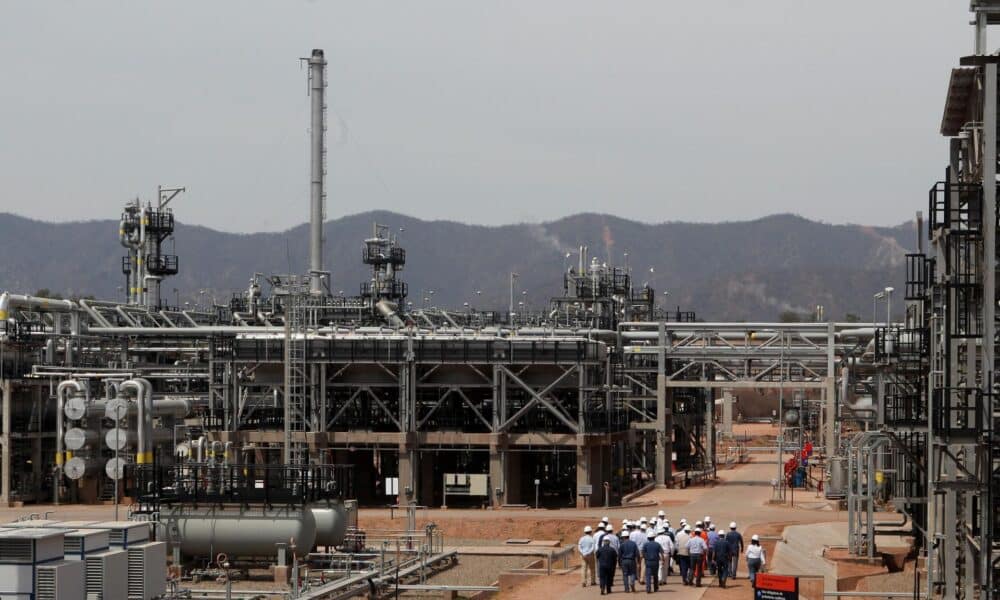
[159,505,317,558]
[63,428,98,451]
[310,502,349,548]
[64,457,99,480]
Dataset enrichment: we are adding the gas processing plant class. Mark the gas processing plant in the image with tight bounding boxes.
[5,4,1000,598]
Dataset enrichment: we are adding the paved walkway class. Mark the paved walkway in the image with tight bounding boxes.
[498,457,849,600]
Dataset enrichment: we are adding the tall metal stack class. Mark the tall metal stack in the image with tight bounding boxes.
[306,48,328,296]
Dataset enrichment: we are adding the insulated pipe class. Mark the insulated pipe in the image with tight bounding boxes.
[138,378,154,463]
[77,299,112,328]
[0,292,77,321]
[193,436,206,462]
[375,300,405,328]
[139,204,147,307]
[104,397,194,420]
[120,379,154,465]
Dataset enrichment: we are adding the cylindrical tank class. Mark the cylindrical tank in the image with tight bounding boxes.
[64,398,107,421]
[105,397,130,421]
[159,505,317,558]
[63,427,98,451]
[783,409,799,426]
[64,456,98,480]
[105,427,173,451]
[311,503,348,547]
[104,397,193,420]
[826,456,848,499]
[105,457,126,480]
[105,427,134,451]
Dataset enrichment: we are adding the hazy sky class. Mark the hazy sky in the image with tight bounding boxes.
[0,2,975,232]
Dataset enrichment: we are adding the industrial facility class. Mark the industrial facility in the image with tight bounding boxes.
[6,3,1000,599]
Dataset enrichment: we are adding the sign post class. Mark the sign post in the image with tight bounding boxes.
[754,573,799,600]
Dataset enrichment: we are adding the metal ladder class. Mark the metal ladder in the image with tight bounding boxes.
[284,290,310,466]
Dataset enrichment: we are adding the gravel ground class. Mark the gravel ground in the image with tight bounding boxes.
[427,554,536,587]
[856,567,919,593]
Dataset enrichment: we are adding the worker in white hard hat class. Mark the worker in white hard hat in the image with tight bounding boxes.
[706,524,719,575]
[595,534,618,594]
[579,525,597,587]
[641,529,663,592]
[605,523,620,551]
[653,525,674,585]
[686,528,708,586]
[745,534,766,586]
[618,529,639,592]
[628,520,646,580]
[674,525,691,585]
[726,522,744,579]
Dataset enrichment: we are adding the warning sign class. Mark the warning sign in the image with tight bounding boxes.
[754,573,798,599]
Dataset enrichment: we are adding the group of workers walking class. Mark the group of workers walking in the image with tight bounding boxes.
[577,511,767,593]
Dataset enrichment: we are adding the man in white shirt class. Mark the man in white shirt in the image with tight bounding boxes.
[686,528,708,587]
[593,523,607,549]
[675,525,691,585]
[578,525,597,587]
[654,526,674,584]
[605,524,620,551]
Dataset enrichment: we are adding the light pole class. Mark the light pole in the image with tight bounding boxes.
[884,286,894,326]
[873,291,886,328]
[509,273,518,322]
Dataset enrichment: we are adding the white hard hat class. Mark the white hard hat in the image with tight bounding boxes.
[680,518,687,524]
[704,516,711,522]
[640,524,647,530]
[622,518,628,523]
[658,526,667,534]
[584,525,593,533]
[695,521,703,527]
[694,527,702,533]
[709,524,716,530]
[602,516,610,522]
[730,522,737,529]
[621,530,629,537]
[684,525,691,532]
[606,524,614,532]
[647,530,656,538]
[658,510,665,516]
[640,517,647,523]
[751,534,760,541]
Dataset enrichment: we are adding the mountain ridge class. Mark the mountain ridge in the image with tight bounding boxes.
[0,211,916,321]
